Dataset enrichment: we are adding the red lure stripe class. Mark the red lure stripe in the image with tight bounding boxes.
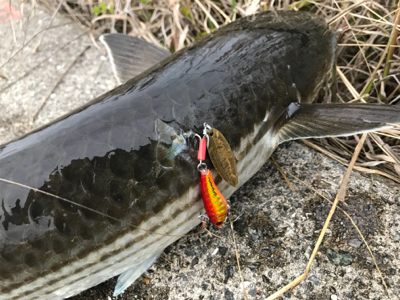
[200,170,229,228]
[197,139,207,161]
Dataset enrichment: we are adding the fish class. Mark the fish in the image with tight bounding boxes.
[1,10,400,300]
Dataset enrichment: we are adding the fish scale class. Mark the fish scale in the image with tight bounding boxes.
[1,11,399,300]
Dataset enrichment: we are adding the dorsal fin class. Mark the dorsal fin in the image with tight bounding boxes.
[100,33,170,84]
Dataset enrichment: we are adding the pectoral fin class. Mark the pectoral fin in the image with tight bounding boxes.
[113,252,161,296]
[100,33,170,84]
[275,103,400,144]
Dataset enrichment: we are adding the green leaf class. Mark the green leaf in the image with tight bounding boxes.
[182,6,191,19]
[109,4,114,13]
[93,5,100,15]
[194,31,208,40]
[140,0,152,4]
[99,2,107,14]
[232,0,236,10]
[207,18,215,30]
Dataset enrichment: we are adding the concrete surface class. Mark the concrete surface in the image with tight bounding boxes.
[0,1,115,145]
[1,3,400,300]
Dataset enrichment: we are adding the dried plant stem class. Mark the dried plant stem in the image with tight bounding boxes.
[361,5,400,96]
[336,67,359,99]
[370,133,400,164]
[8,0,17,42]
[328,0,368,25]
[338,43,400,47]
[33,0,64,52]
[302,139,400,184]
[194,0,219,29]
[206,0,231,23]
[230,219,248,300]
[270,157,295,191]
[0,31,87,94]
[32,46,90,122]
[272,160,392,299]
[266,134,366,300]
[383,2,400,88]
[0,21,74,71]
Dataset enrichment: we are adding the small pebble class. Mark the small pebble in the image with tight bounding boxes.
[283,290,291,298]
[190,257,199,268]
[326,249,353,266]
[225,288,234,300]
[308,275,321,286]
[248,289,257,297]
[331,295,338,300]
[184,249,196,256]
[304,246,312,260]
[262,275,270,283]
[348,239,362,248]
[219,247,228,256]
[393,233,400,242]
[224,266,237,283]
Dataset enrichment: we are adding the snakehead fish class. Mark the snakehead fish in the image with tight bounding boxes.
[1,11,400,300]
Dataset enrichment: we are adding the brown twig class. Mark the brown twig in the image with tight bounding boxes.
[32,46,90,122]
[266,133,367,299]
[33,0,64,52]
[276,163,392,299]
[0,31,87,94]
[270,157,295,191]
[302,139,400,184]
[0,21,75,71]
[229,219,248,300]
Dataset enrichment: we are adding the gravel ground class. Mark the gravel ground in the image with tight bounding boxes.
[1,3,399,300]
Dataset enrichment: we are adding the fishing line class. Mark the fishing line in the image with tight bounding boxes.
[0,177,208,238]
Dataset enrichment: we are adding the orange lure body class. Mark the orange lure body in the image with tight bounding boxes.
[200,169,229,228]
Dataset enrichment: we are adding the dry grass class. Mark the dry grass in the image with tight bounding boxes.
[35,0,400,182]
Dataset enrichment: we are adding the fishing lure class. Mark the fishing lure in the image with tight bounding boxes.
[208,128,238,187]
[196,124,229,228]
